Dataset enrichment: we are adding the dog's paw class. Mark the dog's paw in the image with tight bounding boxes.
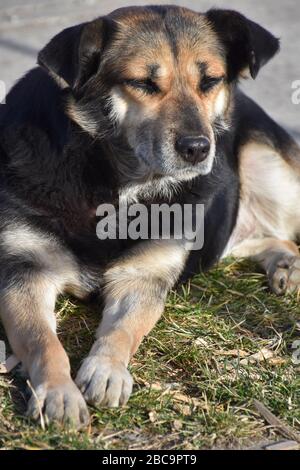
[26,379,90,429]
[76,355,133,407]
[269,255,300,295]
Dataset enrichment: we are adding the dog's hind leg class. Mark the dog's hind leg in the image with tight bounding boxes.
[229,237,300,295]
[225,139,300,295]
[76,240,188,407]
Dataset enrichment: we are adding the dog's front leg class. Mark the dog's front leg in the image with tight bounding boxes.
[0,273,90,428]
[76,240,188,407]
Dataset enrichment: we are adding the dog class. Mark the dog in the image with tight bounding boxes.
[0,5,299,429]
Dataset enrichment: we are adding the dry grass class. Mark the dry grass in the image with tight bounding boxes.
[0,258,299,450]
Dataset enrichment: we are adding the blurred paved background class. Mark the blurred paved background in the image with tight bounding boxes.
[0,0,299,140]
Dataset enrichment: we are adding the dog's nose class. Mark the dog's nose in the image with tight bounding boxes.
[176,136,211,164]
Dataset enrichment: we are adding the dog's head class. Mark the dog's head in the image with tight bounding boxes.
[38,6,279,182]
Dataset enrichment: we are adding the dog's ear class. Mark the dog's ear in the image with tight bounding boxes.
[206,9,280,80]
[38,18,111,90]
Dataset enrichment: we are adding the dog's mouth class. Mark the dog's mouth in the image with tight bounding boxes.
[169,159,215,180]
[132,162,214,187]
[132,157,214,184]
[134,151,215,181]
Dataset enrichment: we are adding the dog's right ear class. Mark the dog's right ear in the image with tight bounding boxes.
[38,18,111,90]
[207,9,279,80]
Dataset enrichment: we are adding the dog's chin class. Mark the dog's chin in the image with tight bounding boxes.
[164,156,215,182]
[134,150,215,182]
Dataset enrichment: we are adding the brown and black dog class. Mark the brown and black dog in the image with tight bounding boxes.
[0,5,299,428]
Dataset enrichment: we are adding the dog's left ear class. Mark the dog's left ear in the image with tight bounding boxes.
[38,18,111,90]
[206,9,280,80]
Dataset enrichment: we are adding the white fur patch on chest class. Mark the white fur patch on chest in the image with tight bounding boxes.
[119,176,183,204]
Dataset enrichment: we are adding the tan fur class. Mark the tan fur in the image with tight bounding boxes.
[48,69,69,90]
[0,225,91,426]
[104,240,187,298]
[1,223,90,300]
[116,38,227,139]
[225,140,300,294]
[0,275,70,388]
[75,240,188,405]
[66,97,99,137]
[225,141,300,257]
[100,240,187,356]
[229,237,299,260]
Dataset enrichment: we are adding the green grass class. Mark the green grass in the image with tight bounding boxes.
[0,258,299,450]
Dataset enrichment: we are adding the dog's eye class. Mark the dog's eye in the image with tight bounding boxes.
[124,79,160,95]
[200,76,224,93]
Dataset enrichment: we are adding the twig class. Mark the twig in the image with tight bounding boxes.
[26,380,45,431]
[253,399,300,443]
